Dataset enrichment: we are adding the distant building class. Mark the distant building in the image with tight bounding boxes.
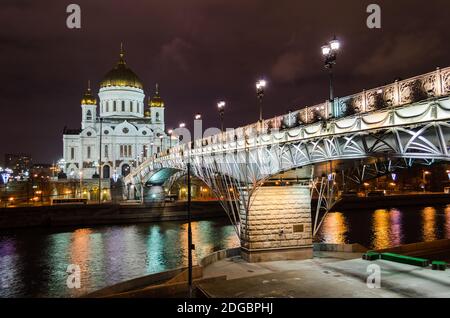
[62,45,173,179]
[30,163,55,179]
[4,153,32,175]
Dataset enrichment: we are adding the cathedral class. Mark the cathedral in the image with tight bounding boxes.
[62,46,171,180]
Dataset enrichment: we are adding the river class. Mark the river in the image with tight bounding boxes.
[1,204,449,297]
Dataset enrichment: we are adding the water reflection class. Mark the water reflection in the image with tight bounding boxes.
[0,219,239,298]
[0,239,19,296]
[371,209,403,249]
[422,207,436,242]
[320,212,348,244]
[317,205,447,250]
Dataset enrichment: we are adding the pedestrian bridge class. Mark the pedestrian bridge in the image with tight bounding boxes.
[124,67,450,262]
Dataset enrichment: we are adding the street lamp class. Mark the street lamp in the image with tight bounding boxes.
[217,101,225,132]
[98,117,103,204]
[321,35,341,102]
[256,79,267,122]
[167,129,173,149]
[178,120,194,297]
[194,113,202,120]
[179,123,186,143]
[159,134,164,152]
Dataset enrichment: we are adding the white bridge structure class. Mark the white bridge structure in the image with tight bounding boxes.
[124,67,450,262]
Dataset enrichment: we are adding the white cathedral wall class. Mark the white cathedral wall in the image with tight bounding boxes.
[64,85,170,179]
[98,86,145,118]
[64,121,169,179]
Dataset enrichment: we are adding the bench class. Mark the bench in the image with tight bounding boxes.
[380,252,429,267]
[362,251,380,261]
[431,261,447,271]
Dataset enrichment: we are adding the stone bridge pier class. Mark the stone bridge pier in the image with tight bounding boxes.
[239,185,313,262]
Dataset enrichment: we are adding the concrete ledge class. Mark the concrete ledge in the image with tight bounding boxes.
[375,239,450,255]
[106,274,227,298]
[85,267,186,297]
[200,247,241,267]
[313,243,368,253]
[240,245,313,262]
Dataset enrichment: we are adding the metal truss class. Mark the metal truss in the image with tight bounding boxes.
[125,98,450,237]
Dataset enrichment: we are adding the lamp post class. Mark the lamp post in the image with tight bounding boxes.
[179,120,194,297]
[98,117,103,204]
[256,79,266,123]
[321,35,341,102]
[167,129,173,149]
[217,101,225,133]
[179,123,186,144]
[159,134,164,153]
[187,159,193,298]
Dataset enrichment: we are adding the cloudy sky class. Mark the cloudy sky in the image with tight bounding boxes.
[1,0,450,163]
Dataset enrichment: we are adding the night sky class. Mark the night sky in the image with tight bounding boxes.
[2,0,450,163]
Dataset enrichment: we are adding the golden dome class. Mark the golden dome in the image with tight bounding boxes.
[81,80,97,105]
[149,83,165,107]
[100,44,143,90]
[144,108,151,117]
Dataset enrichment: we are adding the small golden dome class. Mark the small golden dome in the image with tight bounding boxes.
[149,83,165,107]
[144,108,151,117]
[81,80,97,105]
[100,44,143,90]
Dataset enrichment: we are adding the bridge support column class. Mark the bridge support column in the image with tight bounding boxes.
[239,185,313,262]
[143,185,165,203]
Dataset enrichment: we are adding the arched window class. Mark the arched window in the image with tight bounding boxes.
[86,110,92,121]
[155,112,160,122]
[87,146,91,159]
[113,101,117,112]
[131,101,134,113]
[102,165,110,179]
[122,101,125,112]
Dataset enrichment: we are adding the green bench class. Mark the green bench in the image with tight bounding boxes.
[432,261,447,271]
[362,251,380,261]
[380,252,429,267]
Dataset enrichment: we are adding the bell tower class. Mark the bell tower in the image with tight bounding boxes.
[81,80,97,129]
[148,83,165,130]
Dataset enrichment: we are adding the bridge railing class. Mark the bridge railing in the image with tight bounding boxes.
[130,66,450,178]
